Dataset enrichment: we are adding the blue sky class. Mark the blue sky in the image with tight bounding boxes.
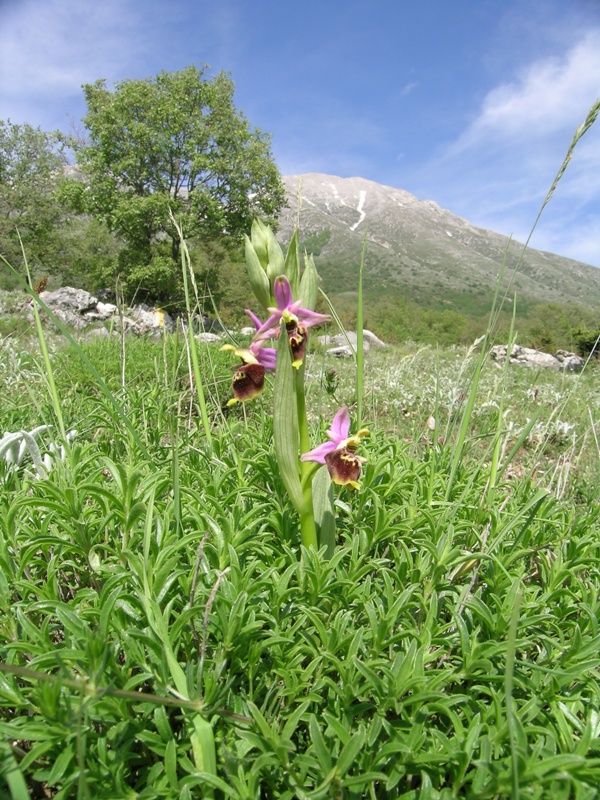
[2,0,600,266]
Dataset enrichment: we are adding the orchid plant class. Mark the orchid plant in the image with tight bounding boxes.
[223,219,369,553]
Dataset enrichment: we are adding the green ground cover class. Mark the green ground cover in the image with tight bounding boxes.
[2,329,600,798]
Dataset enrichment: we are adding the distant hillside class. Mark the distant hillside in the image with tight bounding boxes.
[279,173,600,316]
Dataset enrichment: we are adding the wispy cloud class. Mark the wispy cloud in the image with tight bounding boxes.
[400,81,418,97]
[274,100,388,179]
[412,29,600,265]
[451,30,600,151]
[0,0,143,125]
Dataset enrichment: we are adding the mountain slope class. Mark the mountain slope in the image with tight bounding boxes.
[278,173,600,314]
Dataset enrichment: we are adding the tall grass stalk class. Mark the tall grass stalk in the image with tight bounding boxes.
[20,244,66,441]
[492,100,600,324]
[318,234,367,426]
[319,289,351,352]
[356,232,367,427]
[505,584,523,800]
[444,243,508,500]
[171,214,213,449]
[446,99,600,499]
[486,296,518,504]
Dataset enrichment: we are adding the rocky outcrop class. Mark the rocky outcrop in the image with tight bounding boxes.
[30,286,233,340]
[317,329,387,358]
[554,349,586,372]
[120,304,175,338]
[39,287,109,328]
[35,287,173,338]
[490,344,584,372]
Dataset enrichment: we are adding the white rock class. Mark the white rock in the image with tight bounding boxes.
[490,344,583,372]
[362,329,386,348]
[317,329,386,351]
[327,345,355,358]
[195,332,223,343]
[96,301,117,318]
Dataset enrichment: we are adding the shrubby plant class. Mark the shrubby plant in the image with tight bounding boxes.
[0,426,76,479]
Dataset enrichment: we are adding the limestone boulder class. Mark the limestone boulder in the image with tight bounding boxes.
[40,287,98,328]
[316,329,387,357]
[127,304,174,338]
[490,344,584,372]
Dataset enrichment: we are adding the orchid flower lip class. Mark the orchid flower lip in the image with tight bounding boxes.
[300,406,369,489]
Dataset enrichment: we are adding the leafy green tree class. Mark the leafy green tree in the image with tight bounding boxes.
[57,218,122,290]
[64,64,286,301]
[572,324,600,358]
[0,120,66,287]
[300,228,331,256]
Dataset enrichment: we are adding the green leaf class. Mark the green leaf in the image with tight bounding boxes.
[47,744,75,785]
[299,253,320,311]
[190,715,217,788]
[309,714,333,773]
[265,225,285,284]
[281,699,311,742]
[336,728,366,777]
[273,324,306,513]
[244,234,271,310]
[164,738,179,790]
[251,218,269,268]
[0,741,30,800]
[189,773,237,797]
[283,229,300,296]
[312,466,336,557]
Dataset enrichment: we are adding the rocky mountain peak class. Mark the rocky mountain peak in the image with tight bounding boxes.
[278,172,600,312]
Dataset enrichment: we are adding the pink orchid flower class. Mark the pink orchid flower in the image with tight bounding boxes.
[222,339,277,405]
[301,406,369,489]
[252,275,330,367]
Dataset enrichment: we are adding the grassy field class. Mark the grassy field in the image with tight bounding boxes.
[1,322,600,798]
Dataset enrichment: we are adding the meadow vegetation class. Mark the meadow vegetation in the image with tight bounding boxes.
[1,73,600,800]
[2,304,600,797]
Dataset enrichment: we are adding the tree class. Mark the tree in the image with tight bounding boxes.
[65,64,286,301]
[0,120,67,287]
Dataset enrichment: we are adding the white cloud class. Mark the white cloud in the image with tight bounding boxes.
[453,30,600,150]
[400,81,418,97]
[417,30,600,266]
[0,0,143,122]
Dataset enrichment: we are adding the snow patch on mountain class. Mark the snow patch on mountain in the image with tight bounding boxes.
[350,190,367,231]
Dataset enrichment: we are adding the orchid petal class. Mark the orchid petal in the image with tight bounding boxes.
[245,309,263,330]
[297,308,331,328]
[300,441,337,465]
[253,313,282,341]
[328,407,350,442]
[273,275,293,309]
[256,346,277,372]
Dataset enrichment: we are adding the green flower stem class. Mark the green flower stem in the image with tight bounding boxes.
[295,365,311,455]
[299,502,318,550]
[295,365,318,549]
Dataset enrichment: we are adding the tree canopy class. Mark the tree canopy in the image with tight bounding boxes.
[65,64,286,302]
[0,120,67,286]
